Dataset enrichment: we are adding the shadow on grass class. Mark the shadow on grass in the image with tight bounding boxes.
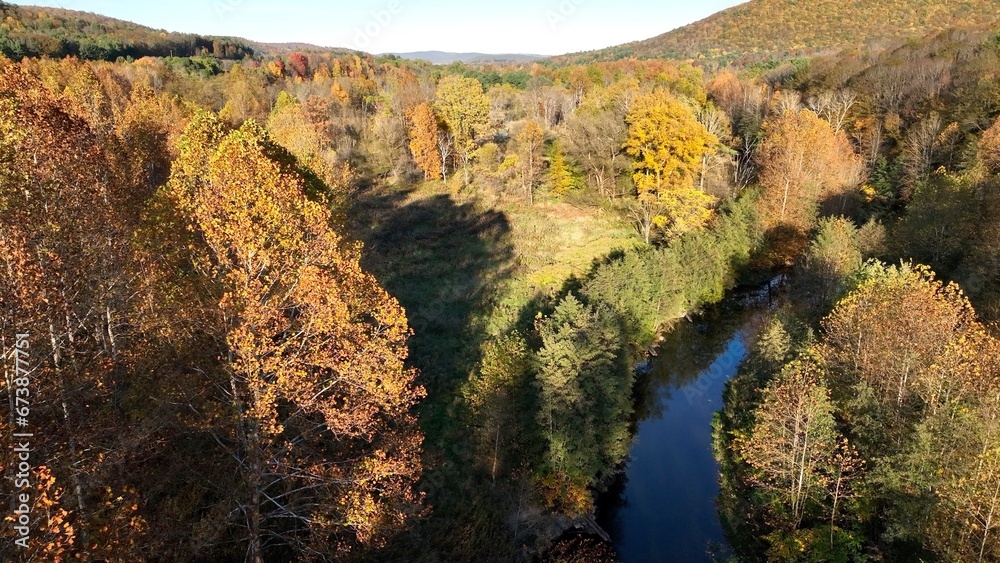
[349,185,519,561]
[352,186,515,390]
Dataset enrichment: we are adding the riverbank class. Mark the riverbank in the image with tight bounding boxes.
[595,280,776,562]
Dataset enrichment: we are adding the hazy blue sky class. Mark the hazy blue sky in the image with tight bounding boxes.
[11,0,745,55]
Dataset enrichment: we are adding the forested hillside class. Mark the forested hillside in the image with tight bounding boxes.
[713,25,1000,562]
[1,2,1000,562]
[554,0,1000,66]
[0,3,265,60]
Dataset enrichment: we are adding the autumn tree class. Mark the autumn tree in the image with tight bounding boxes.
[547,140,577,196]
[755,109,863,239]
[287,52,309,79]
[696,104,739,200]
[819,262,978,442]
[797,217,864,307]
[366,92,411,180]
[979,115,1000,175]
[514,120,545,204]
[406,101,442,180]
[562,97,628,200]
[109,80,192,207]
[163,113,425,560]
[434,75,490,186]
[0,63,148,559]
[739,357,840,529]
[807,89,857,134]
[218,63,269,125]
[624,90,718,243]
[927,348,1000,562]
[0,466,76,559]
[901,112,943,195]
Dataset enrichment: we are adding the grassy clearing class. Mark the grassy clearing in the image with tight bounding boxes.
[348,180,642,560]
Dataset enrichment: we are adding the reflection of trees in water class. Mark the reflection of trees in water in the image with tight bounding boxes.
[594,283,779,559]
[596,297,769,541]
[631,302,763,424]
[594,465,629,541]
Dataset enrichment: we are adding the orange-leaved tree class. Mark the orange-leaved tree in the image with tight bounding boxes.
[406,101,442,181]
[163,112,425,561]
[738,356,841,529]
[0,63,150,560]
[755,109,862,240]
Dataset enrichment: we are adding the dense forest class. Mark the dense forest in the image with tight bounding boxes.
[714,25,1000,562]
[0,2,999,562]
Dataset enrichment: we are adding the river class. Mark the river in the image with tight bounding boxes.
[596,293,769,562]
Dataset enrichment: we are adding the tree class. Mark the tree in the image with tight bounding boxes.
[798,217,864,307]
[755,109,862,238]
[901,113,943,195]
[547,140,577,196]
[266,92,352,222]
[515,120,545,204]
[464,333,531,483]
[164,114,425,559]
[434,75,490,186]
[807,89,857,134]
[696,104,739,200]
[562,95,628,200]
[624,90,718,243]
[0,63,148,559]
[917,335,1000,562]
[535,295,632,515]
[979,115,1000,174]
[406,101,442,180]
[738,357,840,529]
[219,63,269,125]
[287,52,309,79]
[819,262,978,438]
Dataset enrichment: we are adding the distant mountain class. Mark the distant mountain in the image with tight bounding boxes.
[251,42,356,57]
[553,0,1000,65]
[388,51,544,64]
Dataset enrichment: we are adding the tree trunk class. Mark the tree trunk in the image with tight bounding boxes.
[980,476,1000,563]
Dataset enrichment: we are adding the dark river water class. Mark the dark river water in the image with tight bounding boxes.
[596,297,766,562]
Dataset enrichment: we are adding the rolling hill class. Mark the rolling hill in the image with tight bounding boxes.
[552,0,1000,65]
[0,3,259,60]
[0,4,357,61]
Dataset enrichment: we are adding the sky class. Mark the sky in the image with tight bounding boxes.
[10,0,745,56]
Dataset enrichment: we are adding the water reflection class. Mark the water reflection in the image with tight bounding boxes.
[597,300,765,563]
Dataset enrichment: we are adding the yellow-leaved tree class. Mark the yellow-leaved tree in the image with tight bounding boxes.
[434,75,489,187]
[624,90,718,243]
[163,112,425,561]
